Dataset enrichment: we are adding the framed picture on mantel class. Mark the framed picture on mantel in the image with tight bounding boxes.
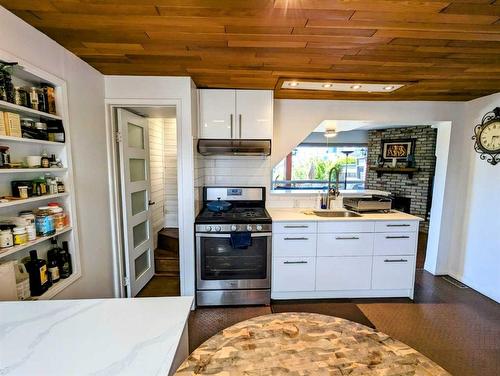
[381,139,415,161]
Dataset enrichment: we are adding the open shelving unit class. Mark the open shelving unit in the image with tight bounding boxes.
[0,49,81,300]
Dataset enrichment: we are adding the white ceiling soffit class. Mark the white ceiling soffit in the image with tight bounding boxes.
[282,81,404,92]
[315,120,439,133]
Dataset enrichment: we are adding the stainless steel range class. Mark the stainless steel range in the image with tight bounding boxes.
[195,187,272,306]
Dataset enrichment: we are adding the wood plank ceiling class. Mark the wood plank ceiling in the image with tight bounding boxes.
[2,0,500,100]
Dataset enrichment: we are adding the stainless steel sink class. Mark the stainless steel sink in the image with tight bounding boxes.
[312,210,362,218]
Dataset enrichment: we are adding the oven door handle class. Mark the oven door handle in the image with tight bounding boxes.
[196,232,272,238]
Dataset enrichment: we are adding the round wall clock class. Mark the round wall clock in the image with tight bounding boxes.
[472,107,500,165]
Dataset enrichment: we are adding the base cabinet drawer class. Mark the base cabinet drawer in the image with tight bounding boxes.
[273,257,315,292]
[374,233,417,255]
[316,256,372,291]
[273,234,316,257]
[372,256,415,290]
[318,221,374,233]
[273,222,317,234]
[317,233,374,256]
[375,221,418,233]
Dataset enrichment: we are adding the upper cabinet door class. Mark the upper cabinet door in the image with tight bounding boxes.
[236,90,273,139]
[199,89,236,139]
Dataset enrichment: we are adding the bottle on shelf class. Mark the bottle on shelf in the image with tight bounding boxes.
[25,249,49,296]
[41,151,50,168]
[47,248,60,284]
[58,240,72,279]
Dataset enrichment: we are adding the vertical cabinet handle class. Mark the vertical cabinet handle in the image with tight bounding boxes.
[239,114,242,138]
[230,114,234,138]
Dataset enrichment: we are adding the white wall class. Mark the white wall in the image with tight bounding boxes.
[0,7,114,298]
[449,93,500,302]
[148,118,165,248]
[104,76,197,297]
[164,117,178,227]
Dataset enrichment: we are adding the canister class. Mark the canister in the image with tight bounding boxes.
[12,226,28,245]
[0,229,13,248]
[34,209,55,237]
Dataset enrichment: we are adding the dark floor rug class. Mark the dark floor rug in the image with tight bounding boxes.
[271,300,375,329]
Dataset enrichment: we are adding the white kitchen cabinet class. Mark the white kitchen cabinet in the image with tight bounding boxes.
[317,221,375,233]
[316,256,372,291]
[373,232,417,255]
[271,218,419,300]
[317,233,374,257]
[273,221,317,234]
[273,257,315,292]
[273,234,316,257]
[374,221,418,233]
[235,90,273,139]
[372,256,415,290]
[198,89,273,139]
[198,89,235,139]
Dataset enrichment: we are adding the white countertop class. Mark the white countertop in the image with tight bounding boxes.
[267,207,423,222]
[0,296,193,376]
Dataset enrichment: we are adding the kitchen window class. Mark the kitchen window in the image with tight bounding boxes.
[272,145,368,191]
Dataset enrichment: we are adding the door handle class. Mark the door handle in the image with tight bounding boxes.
[230,114,234,138]
[148,200,155,206]
[284,261,308,264]
[384,259,408,263]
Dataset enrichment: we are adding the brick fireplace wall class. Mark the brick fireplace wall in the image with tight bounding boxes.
[366,126,437,232]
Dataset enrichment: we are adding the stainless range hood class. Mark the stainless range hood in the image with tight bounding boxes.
[197,139,271,156]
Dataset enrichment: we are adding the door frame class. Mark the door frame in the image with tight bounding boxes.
[105,99,183,298]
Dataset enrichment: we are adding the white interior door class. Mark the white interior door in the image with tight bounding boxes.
[117,109,155,297]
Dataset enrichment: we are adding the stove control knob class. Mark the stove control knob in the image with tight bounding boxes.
[246,225,253,231]
[205,226,212,232]
[215,226,222,232]
[231,225,237,231]
[256,225,263,231]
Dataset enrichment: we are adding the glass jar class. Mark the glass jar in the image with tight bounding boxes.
[34,208,55,237]
[50,207,65,230]
[13,226,28,245]
[0,229,13,248]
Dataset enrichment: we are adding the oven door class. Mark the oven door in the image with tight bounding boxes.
[196,232,271,290]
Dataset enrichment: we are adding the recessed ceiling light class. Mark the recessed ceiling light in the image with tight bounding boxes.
[322,83,332,88]
[288,81,299,87]
[351,84,362,90]
[384,85,395,91]
[324,129,337,138]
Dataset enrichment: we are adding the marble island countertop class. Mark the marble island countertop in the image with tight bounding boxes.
[0,296,193,376]
[268,207,424,222]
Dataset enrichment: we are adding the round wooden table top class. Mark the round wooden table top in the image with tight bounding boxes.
[175,312,450,376]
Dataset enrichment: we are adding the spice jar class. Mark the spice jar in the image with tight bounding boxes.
[0,229,13,248]
[34,208,55,237]
[13,226,28,245]
[18,186,29,199]
[29,87,39,110]
[14,87,28,107]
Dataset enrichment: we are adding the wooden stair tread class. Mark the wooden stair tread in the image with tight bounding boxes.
[155,247,178,259]
[158,227,179,239]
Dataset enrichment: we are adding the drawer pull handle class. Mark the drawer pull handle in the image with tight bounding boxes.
[284,225,309,228]
[385,236,410,239]
[384,259,408,263]
[335,237,360,240]
[284,237,309,241]
[387,224,411,227]
[284,261,308,264]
